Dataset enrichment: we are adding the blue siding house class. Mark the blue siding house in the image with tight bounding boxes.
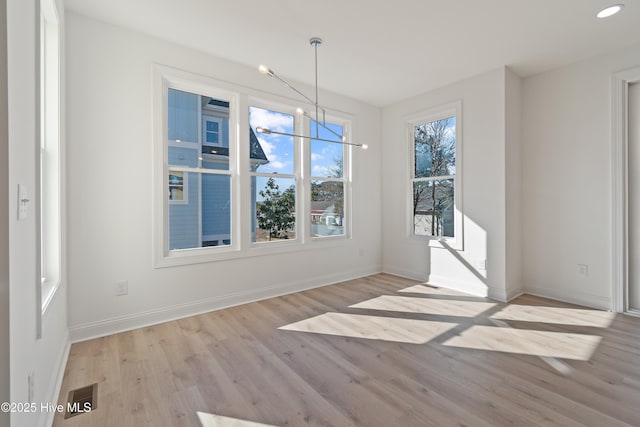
[168,89,268,250]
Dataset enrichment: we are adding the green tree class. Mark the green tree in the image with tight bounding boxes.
[257,178,295,240]
[413,118,455,236]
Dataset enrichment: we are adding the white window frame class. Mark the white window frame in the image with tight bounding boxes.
[39,0,62,317]
[306,116,352,240]
[611,66,640,314]
[406,100,463,250]
[153,65,355,268]
[248,101,301,247]
[154,66,240,267]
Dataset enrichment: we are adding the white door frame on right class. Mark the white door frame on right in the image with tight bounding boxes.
[612,66,640,315]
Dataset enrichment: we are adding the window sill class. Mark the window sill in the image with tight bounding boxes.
[154,235,351,268]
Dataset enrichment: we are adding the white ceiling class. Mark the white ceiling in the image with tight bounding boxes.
[64,0,640,107]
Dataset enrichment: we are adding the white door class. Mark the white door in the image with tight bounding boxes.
[629,82,640,312]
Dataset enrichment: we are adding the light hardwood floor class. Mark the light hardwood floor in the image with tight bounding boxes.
[53,274,640,426]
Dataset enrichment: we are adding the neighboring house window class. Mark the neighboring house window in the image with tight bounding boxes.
[310,119,348,238]
[204,118,221,145]
[249,106,297,243]
[40,0,61,313]
[409,101,462,247]
[167,88,232,251]
[168,171,187,203]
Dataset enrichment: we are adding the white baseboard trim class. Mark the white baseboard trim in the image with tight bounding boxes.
[426,274,523,303]
[488,288,508,302]
[489,289,524,303]
[505,282,525,302]
[70,265,382,343]
[427,274,491,298]
[524,285,611,311]
[506,290,524,302]
[40,333,70,427]
[382,265,428,282]
[383,271,524,303]
[489,287,524,303]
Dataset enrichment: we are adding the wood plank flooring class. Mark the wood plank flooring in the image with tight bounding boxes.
[53,274,640,426]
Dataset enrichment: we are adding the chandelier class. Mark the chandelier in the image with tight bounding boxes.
[257,37,367,149]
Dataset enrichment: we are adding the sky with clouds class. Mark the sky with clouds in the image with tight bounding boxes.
[249,105,344,180]
[249,107,345,203]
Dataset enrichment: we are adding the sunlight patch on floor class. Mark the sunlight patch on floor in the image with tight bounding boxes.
[349,295,496,317]
[442,325,602,360]
[491,305,615,327]
[279,312,457,344]
[197,412,278,427]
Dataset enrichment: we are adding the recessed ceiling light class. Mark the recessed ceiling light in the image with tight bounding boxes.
[597,4,624,18]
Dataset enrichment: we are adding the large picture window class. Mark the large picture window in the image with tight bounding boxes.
[154,66,353,266]
[409,101,462,247]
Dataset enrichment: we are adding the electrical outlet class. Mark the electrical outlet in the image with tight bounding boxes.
[477,258,487,270]
[115,281,129,296]
[28,371,34,403]
[577,264,588,277]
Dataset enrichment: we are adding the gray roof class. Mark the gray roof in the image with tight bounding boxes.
[200,126,268,163]
[250,127,268,161]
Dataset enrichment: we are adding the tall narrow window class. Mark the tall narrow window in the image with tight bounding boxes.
[410,102,462,246]
[40,0,61,313]
[249,106,297,243]
[310,120,347,238]
[167,88,232,250]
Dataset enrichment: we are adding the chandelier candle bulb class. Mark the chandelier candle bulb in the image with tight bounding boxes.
[258,64,273,76]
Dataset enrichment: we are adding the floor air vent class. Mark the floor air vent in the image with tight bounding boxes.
[64,383,97,418]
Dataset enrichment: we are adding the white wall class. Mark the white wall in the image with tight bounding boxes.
[0,0,11,425]
[65,13,382,341]
[382,67,513,300]
[521,43,640,310]
[7,0,69,426]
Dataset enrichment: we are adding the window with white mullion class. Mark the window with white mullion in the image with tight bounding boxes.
[409,102,461,243]
[154,66,355,266]
[309,118,348,238]
[249,105,298,243]
[165,86,235,251]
